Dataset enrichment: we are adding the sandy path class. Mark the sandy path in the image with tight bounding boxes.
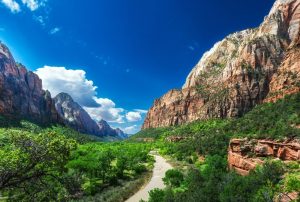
[125,154,173,202]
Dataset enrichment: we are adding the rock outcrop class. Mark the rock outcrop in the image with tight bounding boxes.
[54,93,128,138]
[54,93,102,136]
[143,0,300,129]
[0,42,60,123]
[228,138,300,176]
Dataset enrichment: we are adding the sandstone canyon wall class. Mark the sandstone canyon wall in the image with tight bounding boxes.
[143,0,300,129]
[0,42,60,124]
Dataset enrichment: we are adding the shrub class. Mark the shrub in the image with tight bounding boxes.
[284,173,300,193]
[148,188,165,202]
[163,169,184,188]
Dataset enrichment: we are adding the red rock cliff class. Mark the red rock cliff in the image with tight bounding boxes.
[228,138,300,176]
[0,42,60,123]
[143,0,300,129]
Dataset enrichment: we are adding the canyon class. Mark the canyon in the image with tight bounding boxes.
[0,42,126,138]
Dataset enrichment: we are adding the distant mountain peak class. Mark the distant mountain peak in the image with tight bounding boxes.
[56,92,74,101]
[54,93,128,139]
[97,119,128,139]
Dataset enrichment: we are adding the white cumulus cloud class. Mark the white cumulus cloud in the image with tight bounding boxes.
[126,111,142,122]
[1,0,21,13]
[84,98,125,123]
[35,66,98,107]
[35,66,127,124]
[35,66,146,127]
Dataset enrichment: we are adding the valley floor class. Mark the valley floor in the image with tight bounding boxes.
[126,154,173,202]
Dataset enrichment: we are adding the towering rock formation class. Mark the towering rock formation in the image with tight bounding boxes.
[143,0,300,129]
[54,93,128,138]
[0,42,60,123]
[54,93,102,136]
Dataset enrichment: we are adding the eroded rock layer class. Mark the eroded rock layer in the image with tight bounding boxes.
[228,138,300,176]
[143,0,300,129]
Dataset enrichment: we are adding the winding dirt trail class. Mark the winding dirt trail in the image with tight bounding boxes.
[125,154,173,202]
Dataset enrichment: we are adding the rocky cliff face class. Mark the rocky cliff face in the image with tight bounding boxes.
[54,93,127,138]
[0,42,60,123]
[143,0,300,129]
[228,138,300,175]
[54,93,102,136]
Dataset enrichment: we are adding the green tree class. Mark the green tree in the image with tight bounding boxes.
[0,131,77,201]
[98,150,114,182]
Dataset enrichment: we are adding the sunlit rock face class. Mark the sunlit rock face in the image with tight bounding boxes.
[54,93,128,138]
[143,0,300,129]
[228,138,300,175]
[0,42,60,123]
[54,92,103,136]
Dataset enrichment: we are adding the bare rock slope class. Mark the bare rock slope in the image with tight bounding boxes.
[228,138,300,176]
[54,93,128,138]
[54,93,102,136]
[143,0,300,129]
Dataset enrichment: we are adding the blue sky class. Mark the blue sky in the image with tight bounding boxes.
[0,0,274,133]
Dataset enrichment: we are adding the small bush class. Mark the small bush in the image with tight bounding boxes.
[163,169,184,188]
[148,188,165,202]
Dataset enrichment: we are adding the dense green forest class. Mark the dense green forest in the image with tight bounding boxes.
[0,93,299,202]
